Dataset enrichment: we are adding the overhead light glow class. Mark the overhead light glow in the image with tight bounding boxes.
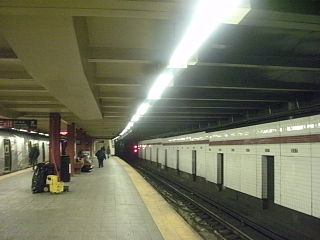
[44,133,49,137]
[147,72,174,100]
[113,0,249,140]
[131,114,140,122]
[19,129,28,132]
[127,121,134,129]
[168,0,241,68]
[136,103,150,116]
[39,133,45,135]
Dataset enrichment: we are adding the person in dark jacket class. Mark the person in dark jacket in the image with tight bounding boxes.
[29,145,40,170]
[95,147,106,168]
[106,146,111,158]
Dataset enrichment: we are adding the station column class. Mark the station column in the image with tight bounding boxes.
[66,123,76,176]
[49,112,61,171]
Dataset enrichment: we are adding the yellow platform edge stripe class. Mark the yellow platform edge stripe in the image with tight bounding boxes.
[116,157,201,240]
[0,167,32,181]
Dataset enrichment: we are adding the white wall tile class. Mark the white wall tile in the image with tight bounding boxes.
[224,153,241,191]
[280,156,312,215]
[257,144,281,156]
[311,143,320,158]
[281,143,311,157]
[312,157,320,218]
[196,150,206,178]
[240,155,257,197]
[205,151,217,183]
[308,115,320,135]
[274,156,281,205]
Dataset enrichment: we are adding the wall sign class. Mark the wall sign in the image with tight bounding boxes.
[0,119,37,130]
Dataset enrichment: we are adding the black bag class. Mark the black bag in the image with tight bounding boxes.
[31,162,54,193]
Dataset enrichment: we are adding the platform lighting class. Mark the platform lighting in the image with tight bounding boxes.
[44,133,49,137]
[39,133,45,135]
[147,72,174,100]
[136,102,150,116]
[125,122,134,131]
[19,129,28,132]
[112,0,247,140]
[131,114,140,122]
[29,131,37,134]
[168,0,241,68]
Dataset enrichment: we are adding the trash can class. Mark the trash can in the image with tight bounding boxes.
[60,155,70,182]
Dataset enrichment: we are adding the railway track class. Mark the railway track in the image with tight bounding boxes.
[134,163,288,240]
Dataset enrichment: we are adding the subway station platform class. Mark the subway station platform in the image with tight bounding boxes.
[0,157,200,240]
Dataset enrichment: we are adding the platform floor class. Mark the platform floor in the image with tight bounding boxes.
[0,157,200,240]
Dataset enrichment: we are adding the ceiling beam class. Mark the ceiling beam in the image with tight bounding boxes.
[196,61,320,72]
[0,48,17,59]
[0,96,58,103]
[0,103,24,118]
[88,47,164,64]
[199,53,320,71]
[96,77,144,87]
[0,71,32,79]
[96,77,320,92]
[162,89,296,102]
[175,79,320,92]
[0,0,187,19]
[241,9,320,31]
[1,15,102,120]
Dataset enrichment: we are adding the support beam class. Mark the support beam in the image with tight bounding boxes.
[66,123,76,176]
[49,113,61,173]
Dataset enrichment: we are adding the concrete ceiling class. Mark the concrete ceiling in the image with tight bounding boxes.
[0,0,319,139]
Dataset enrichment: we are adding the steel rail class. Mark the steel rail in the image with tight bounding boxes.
[135,163,288,240]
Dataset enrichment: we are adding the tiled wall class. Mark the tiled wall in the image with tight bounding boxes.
[139,114,320,218]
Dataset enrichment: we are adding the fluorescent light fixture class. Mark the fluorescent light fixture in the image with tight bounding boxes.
[39,133,45,135]
[19,129,28,132]
[30,131,37,134]
[147,72,174,100]
[168,0,241,68]
[44,133,49,137]
[136,102,150,116]
[126,122,134,130]
[131,114,140,122]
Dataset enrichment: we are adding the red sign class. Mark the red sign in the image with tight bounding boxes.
[0,120,13,128]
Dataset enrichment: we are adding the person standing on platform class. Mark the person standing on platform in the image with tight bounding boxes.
[29,144,40,170]
[106,146,111,158]
[95,147,106,168]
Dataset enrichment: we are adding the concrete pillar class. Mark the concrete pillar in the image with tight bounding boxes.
[66,123,76,176]
[49,112,61,172]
